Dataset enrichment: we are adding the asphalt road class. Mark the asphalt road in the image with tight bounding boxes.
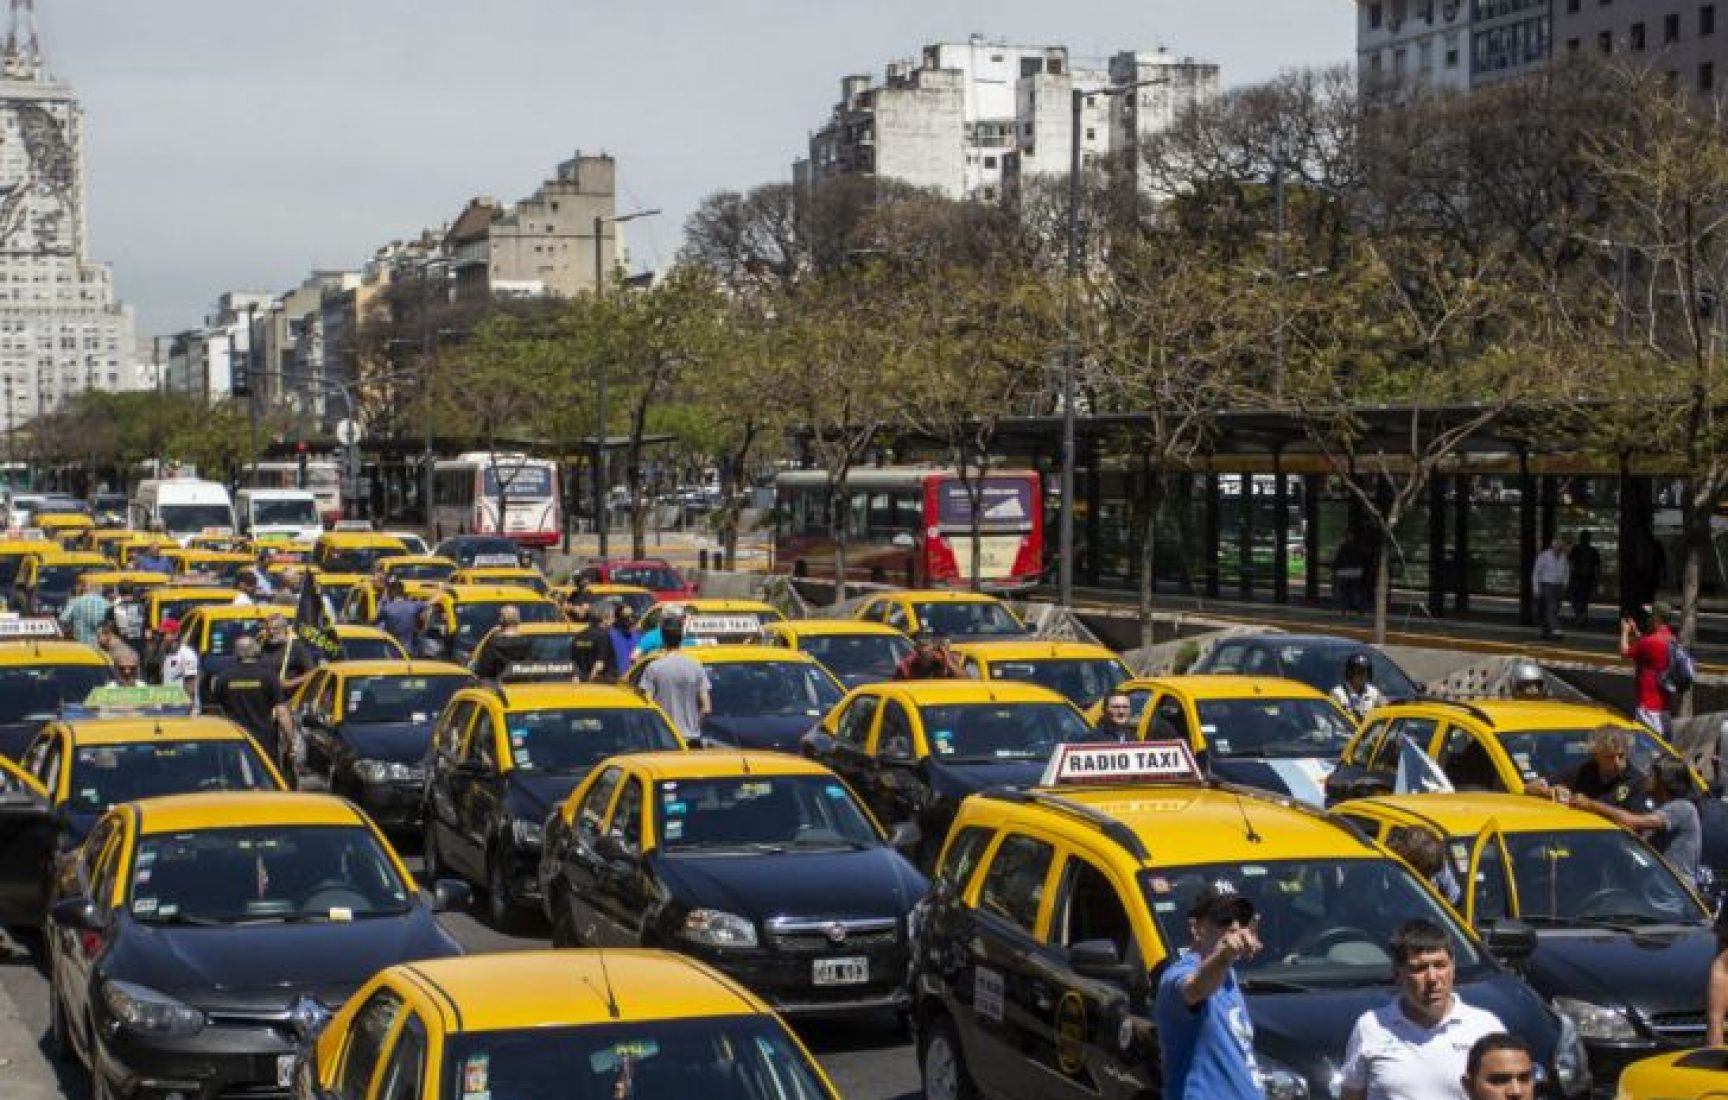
[0,847,922,1100]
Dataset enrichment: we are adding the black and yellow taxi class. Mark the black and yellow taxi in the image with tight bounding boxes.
[162,548,254,585]
[555,581,656,622]
[46,792,464,1100]
[1336,791,1716,1082]
[12,549,110,614]
[468,621,590,682]
[626,644,844,752]
[0,714,286,926]
[140,585,242,676]
[328,624,409,662]
[1614,1047,1728,1099]
[802,680,1092,868]
[1087,674,1359,806]
[954,640,1131,708]
[418,583,562,663]
[294,950,841,1100]
[311,532,409,575]
[311,572,367,627]
[0,535,56,598]
[0,624,111,757]
[540,751,926,1017]
[853,589,1031,642]
[422,682,686,929]
[80,529,151,562]
[908,743,1591,1100]
[292,659,474,829]
[36,510,95,547]
[638,598,786,645]
[450,564,551,595]
[764,618,915,688]
[174,604,273,692]
[337,577,441,628]
[375,553,457,585]
[79,570,169,598]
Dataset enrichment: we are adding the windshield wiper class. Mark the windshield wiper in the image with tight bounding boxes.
[1520,913,1651,933]
[1240,976,1323,993]
[142,912,228,927]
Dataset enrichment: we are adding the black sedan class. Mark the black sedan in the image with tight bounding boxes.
[539,750,926,1017]
[431,535,531,569]
[46,792,464,1100]
[1190,632,1420,699]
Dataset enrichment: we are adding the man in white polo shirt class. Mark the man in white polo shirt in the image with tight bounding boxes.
[1340,919,1506,1100]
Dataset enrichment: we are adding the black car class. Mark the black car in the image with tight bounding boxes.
[625,650,845,753]
[539,752,927,1017]
[294,662,474,829]
[0,653,111,760]
[1190,632,1420,699]
[46,793,465,1100]
[432,535,530,569]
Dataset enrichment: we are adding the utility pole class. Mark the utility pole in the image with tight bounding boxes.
[589,207,659,559]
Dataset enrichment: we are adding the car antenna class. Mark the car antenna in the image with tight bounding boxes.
[594,948,622,1020]
[738,753,752,775]
[1231,789,1263,844]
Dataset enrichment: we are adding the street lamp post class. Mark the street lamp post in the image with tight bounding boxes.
[1060,77,1167,608]
[590,207,659,559]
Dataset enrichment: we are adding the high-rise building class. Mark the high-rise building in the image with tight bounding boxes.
[0,1,138,419]
[446,153,618,304]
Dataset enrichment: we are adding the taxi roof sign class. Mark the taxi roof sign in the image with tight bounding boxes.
[686,614,765,637]
[0,614,60,640]
[1041,740,1203,788]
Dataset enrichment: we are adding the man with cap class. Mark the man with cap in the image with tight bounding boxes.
[158,618,200,711]
[1155,882,1263,1100]
[893,631,962,680]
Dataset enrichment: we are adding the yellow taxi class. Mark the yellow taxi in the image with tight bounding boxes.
[260,559,315,592]
[173,604,273,676]
[763,617,914,687]
[1337,792,1717,1081]
[625,644,844,752]
[1615,1048,1728,1098]
[34,511,94,546]
[0,536,55,594]
[954,640,1130,708]
[636,598,785,646]
[852,588,1030,641]
[907,742,1591,1100]
[0,631,112,757]
[186,531,248,553]
[375,553,457,585]
[311,531,409,574]
[419,583,561,663]
[423,681,685,928]
[1324,698,1709,804]
[78,569,169,600]
[467,620,589,681]
[114,535,179,569]
[11,549,109,614]
[162,547,254,584]
[451,564,550,595]
[77,528,150,561]
[555,581,656,622]
[311,571,367,626]
[296,950,841,1100]
[254,537,316,566]
[329,623,410,661]
[339,576,442,626]
[538,751,924,1015]
[1086,674,1358,805]
[143,585,241,636]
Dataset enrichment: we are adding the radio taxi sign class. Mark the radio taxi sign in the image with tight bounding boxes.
[1041,740,1203,787]
[0,614,59,640]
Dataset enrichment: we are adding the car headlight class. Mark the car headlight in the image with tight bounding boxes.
[1552,1011,1591,1095]
[353,759,422,785]
[510,817,543,849]
[1254,1053,1310,1100]
[102,979,206,1036]
[1551,995,1638,1042]
[679,909,758,948]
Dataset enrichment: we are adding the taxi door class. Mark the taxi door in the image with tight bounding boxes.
[817,693,883,808]
[50,814,124,1047]
[1461,820,1520,929]
[453,709,507,878]
[862,699,927,829]
[557,766,626,945]
[0,756,53,926]
[591,774,652,945]
[424,700,481,877]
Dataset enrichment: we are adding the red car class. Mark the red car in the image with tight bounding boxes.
[578,557,698,599]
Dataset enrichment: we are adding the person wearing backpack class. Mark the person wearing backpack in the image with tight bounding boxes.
[1622,603,1675,736]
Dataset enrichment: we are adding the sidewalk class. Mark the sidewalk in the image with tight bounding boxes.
[0,969,60,1100]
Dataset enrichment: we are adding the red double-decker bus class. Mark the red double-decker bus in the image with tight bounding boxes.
[773,467,1043,591]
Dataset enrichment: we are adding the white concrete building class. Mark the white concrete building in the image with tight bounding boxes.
[1356,0,1474,91]
[0,20,138,420]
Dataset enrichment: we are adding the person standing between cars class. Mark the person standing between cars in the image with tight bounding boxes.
[232,569,261,606]
[1565,531,1601,629]
[474,604,534,681]
[1330,653,1386,723]
[1460,1034,1535,1100]
[637,619,711,742]
[1154,882,1263,1100]
[1531,536,1569,641]
[571,604,615,683]
[158,618,199,710]
[207,634,290,768]
[893,631,963,680]
[1384,826,1463,908]
[607,603,638,674]
[1089,692,1137,742]
[104,647,143,689]
[109,581,145,646]
[1339,919,1506,1100]
[1569,755,1704,889]
[1621,604,1673,735]
[373,579,425,655]
[93,620,131,665]
[58,576,111,647]
[260,613,317,696]
[132,544,173,576]
[1528,725,1654,814]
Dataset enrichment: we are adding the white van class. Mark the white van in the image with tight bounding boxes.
[235,489,322,542]
[129,478,236,545]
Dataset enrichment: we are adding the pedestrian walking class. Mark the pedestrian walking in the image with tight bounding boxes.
[158,618,199,710]
[1531,537,1569,641]
[571,605,615,683]
[607,604,638,674]
[1621,604,1673,735]
[1330,653,1387,723]
[1565,531,1601,628]
[1339,919,1505,1100]
[207,634,290,770]
[1087,692,1137,742]
[637,619,711,742]
[1154,882,1263,1100]
[1334,533,1368,616]
[1460,1035,1534,1100]
[58,576,111,647]
[374,580,425,654]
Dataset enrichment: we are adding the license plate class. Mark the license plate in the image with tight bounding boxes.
[277,1054,296,1088]
[812,957,869,986]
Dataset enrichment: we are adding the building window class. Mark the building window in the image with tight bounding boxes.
[1667,12,1682,41]
[1567,0,1579,10]
[1705,4,1717,34]
[1632,21,1647,49]
[1566,36,1581,53]
[1369,2,1383,27]
[1703,60,1716,89]
[1599,29,1613,52]
[983,155,997,168]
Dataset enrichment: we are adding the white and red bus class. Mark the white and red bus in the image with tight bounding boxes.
[774,467,1043,592]
[431,452,561,548]
[244,460,342,525]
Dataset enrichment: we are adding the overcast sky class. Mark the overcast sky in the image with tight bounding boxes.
[41,0,1352,337]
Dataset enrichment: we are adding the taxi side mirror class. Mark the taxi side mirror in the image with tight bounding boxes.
[49,896,101,931]
[888,821,921,852]
[1069,939,1132,983]
[1481,919,1537,967]
[430,878,472,913]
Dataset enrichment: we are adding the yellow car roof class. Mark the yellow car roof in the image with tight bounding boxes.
[79,571,170,587]
[31,551,108,566]
[396,950,765,1031]
[1120,674,1331,701]
[318,533,407,548]
[329,624,406,642]
[134,791,365,835]
[455,566,540,577]
[380,555,456,569]
[770,619,907,638]
[607,750,831,781]
[316,573,366,585]
[1339,792,1617,836]
[493,683,656,711]
[678,645,825,666]
[0,639,108,665]
[887,590,1007,605]
[322,659,470,678]
[173,550,251,563]
[1400,698,1637,733]
[954,641,1125,662]
[0,540,52,555]
[441,584,552,604]
[665,599,778,614]
[150,586,241,602]
[36,513,93,526]
[190,605,271,622]
[1041,785,1374,866]
[63,715,260,747]
[875,679,1070,705]
[515,623,584,637]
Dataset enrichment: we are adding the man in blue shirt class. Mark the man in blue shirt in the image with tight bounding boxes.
[374,580,425,654]
[1155,882,1264,1100]
[132,546,173,576]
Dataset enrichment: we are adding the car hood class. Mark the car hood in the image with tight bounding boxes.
[1524,923,1716,1021]
[112,909,460,1011]
[504,769,588,821]
[653,847,926,923]
[339,721,434,765]
[1210,757,1337,807]
[701,714,822,753]
[927,757,1048,799]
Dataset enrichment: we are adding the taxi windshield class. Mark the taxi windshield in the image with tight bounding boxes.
[455,600,561,643]
[68,740,276,812]
[1194,698,1356,759]
[505,708,682,773]
[705,662,842,719]
[386,562,454,582]
[128,825,411,925]
[917,702,1089,762]
[912,601,1025,637]
[342,676,468,725]
[35,564,93,596]
[157,504,233,534]
[1496,728,1697,792]
[320,545,403,574]
[801,634,913,682]
[191,559,247,585]
[656,775,879,851]
[592,592,655,619]
[0,665,111,723]
[1143,859,1486,987]
[204,619,261,657]
[493,633,582,663]
[611,565,683,590]
[441,1016,832,1100]
[1494,829,1708,926]
[1275,644,1418,697]
[445,537,519,565]
[338,637,406,662]
[987,658,1125,707]
[156,595,230,626]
